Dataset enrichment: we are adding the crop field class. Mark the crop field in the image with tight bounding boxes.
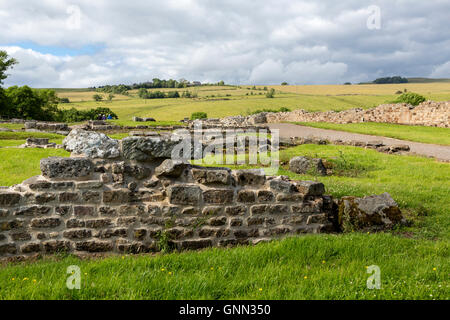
[55,83,450,122]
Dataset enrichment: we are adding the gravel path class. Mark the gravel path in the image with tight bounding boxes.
[268,123,450,162]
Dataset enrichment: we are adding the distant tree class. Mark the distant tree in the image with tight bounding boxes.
[93,94,103,101]
[393,92,426,106]
[107,93,115,101]
[0,50,17,86]
[266,88,276,98]
[281,82,289,86]
[218,80,225,86]
[191,112,207,120]
[59,97,70,103]
[373,76,408,84]
[344,82,352,85]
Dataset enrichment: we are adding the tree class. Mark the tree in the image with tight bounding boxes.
[266,88,276,98]
[93,94,103,101]
[281,82,289,86]
[107,93,115,101]
[0,50,17,86]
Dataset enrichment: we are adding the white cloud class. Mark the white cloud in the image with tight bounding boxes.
[430,61,450,78]
[0,0,449,87]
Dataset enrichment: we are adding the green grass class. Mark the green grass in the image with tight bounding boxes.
[0,234,447,300]
[0,131,65,141]
[293,122,450,145]
[108,120,184,128]
[0,148,69,186]
[0,123,24,130]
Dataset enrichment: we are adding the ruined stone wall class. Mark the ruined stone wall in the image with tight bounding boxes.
[266,101,450,127]
[0,135,336,261]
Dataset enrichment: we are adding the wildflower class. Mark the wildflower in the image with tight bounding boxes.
[210,267,214,271]
[11,278,15,281]
[259,288,263,292]
[161,268,165,272]
[433,268,437,271]
[322,260,326,264]
[168,272,173,275]
[23,277,29,281]
[304,276,308,279]
[32,279,37,283]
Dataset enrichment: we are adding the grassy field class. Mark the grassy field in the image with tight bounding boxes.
[292,122,450,146]
[0,234,447,300]
[0,136,449,299]
[1,82,449,300]
[55,83,450,122]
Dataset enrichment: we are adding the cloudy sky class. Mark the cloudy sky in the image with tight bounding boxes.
[1,0,449,87]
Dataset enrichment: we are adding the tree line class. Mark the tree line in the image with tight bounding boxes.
[0,51,117,122]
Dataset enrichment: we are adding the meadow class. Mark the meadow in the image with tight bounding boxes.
[56,83,450,122]
[0,82,449,300]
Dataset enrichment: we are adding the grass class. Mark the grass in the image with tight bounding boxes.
[0,131,65,141]
[54,83,450,122]
[292,122,450,146]
[0,123,24,130]
[0,234,447,300]
[0,148,69,186]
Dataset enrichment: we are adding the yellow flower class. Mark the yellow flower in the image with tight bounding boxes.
[322,260,326,264]
[259,288,263,292]
[304,276,308,280]
[121,256,125,259]
[23,277,29,281]
[161,268,165,272]
[168,272,173,275]
[433,268,437,271]
[210,267,214,271]
[11,278,15,281]
[32,279,37,283]
[84,273,88,276]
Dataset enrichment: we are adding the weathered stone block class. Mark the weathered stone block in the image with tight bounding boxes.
[122,137,185,161]
[225,205,247,216]
[40,157,93,179]
[95,228,128,239]
[0,243,17,255]
[192,168,231,185]
[203,189,234,204]
[21,243,41,254]
[31,218,61,228]
[14,206,51,216]
[269,178,297,194]
[81,191,101,203]
[76,241,113,252]
[34,193,57,204]
[63,229,92,239]
[234,169,266,186]
[43,241,71,253]
[237,190,256,203]
[74,206,96,217]
[202,206,223,215]
[257,190,275,202]
[63,129,120,159]
[247,217,264,226]
[1,220,25,231]
[269,204,290,214]
[177,239,213,250]
[230,218,243,227]
[59,192,80,203]
[296,181,325,196]
[207,216,227,226]
[168,184,202,206]
[289,157,327,176]
[250,204,269,215]
[103,189,130,204]
[85,219,112,229]
[0,192,21,206]
[155,159,189,178]
[11,232,32,241]
[134,229,147,240]
[66,219,86,228]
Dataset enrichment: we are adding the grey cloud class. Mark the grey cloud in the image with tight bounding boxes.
[0,0,449,87]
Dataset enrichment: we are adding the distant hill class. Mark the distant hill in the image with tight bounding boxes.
[406,77,450,83]
[359,77,450,84]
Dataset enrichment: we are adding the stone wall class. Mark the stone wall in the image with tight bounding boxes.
[266,101,449,128]
[0,133,337,261]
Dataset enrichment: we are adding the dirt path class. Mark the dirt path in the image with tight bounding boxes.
[268,123,450,162]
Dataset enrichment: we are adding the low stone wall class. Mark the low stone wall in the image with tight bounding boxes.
[266,101,449,128]
[0,134,337,261]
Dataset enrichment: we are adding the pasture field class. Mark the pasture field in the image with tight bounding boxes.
[55,83,450,122]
